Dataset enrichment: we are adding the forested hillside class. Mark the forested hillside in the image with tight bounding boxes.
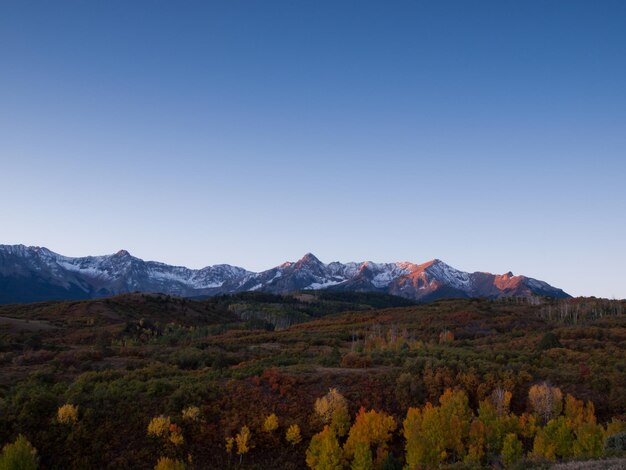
[0,294,624,469]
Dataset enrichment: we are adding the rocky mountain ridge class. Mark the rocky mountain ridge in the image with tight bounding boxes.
[0,245,570,303]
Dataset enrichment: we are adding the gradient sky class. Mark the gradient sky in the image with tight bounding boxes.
[1,1,625,298]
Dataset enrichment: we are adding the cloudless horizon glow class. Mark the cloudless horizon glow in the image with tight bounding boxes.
[1,1,625,298]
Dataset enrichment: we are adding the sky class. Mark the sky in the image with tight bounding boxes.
[1,1,625,298]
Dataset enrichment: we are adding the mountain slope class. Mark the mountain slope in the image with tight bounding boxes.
[0,245,249,303]
[0,245,570,303]
[226,255,570,301]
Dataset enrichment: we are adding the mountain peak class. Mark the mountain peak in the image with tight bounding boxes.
[114,250,131,258]
[298,253,322,264]
[422,258,446,268]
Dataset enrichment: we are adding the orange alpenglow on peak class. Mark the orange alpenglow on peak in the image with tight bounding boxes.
[0,245,570,304]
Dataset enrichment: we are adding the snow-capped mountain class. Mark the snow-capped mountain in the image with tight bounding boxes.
[0,245,570,304]
[224,253,569,301]
[0,245,250,303]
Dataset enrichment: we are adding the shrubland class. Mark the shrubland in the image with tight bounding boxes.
[0,293,624,468]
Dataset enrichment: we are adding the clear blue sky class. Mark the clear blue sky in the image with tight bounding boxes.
[1,1,625,298]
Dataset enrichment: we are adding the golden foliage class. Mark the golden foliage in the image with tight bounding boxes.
[472,399,517,458]
[405,388,506,467]
[532,416,573,461]
[181,406,200,422]
[403,402,445,468]
[439,389,472,458]
[154,456,185,470]
[314,388,348,425]
[403,407,423,469]
[572,421,604,458]
[528,383,563,423]
[57,403,79,425]
[263,413,279,433]
[606,418,626,437]
[147,416,183,445]
[286,424,302,446]
[344,407,396,464]
[147,416,171,438]
[330,405,351,438]
[168,424,184,446]
[306,425,343,470]
[518,412,540,439]
[225,436,235,454]
[235,426,252,456]
[531,426,556,461]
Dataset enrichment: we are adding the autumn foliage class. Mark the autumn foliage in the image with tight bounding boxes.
[285,424,302,446]
[306,426,343,470]
[1,294,625,469]
[56,404,78,425]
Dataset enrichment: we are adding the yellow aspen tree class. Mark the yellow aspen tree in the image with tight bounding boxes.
[57,404,79,425]
[343,408,396,463]
[550,417,575,459]
[263,413,279,433]
[315,388,348,425]
[148,416,172,438]
[286,424,302,446]
[583,400,597,425]
[403,407,422,470]
[476,395,521,461]
[572,421,604,458]
[528,383,563,423]
[438,389,472,460]
[154,456,186,470]
[571,398,603,458]
[306,425,343,470]
[331,405,351,438]
[419,402,446,466]
[403,403,445,468]
[475,400,499,455]
[235,426,252,464]
[501,433,523,468]
[564,394,585,427]
[531,428,556,461]
[532,416,573,461]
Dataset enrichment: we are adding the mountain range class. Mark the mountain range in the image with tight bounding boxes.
[0,245,570,304]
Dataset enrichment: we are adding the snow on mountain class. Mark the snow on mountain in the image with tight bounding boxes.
[0,245,250,302]
[423,259,471,290]
[0,245,570,304]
